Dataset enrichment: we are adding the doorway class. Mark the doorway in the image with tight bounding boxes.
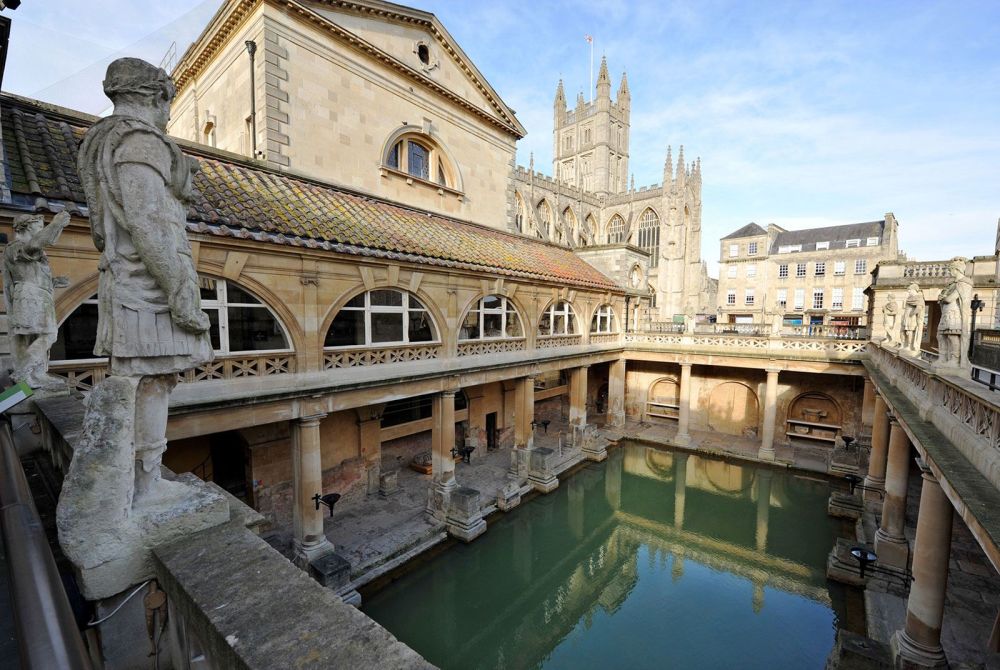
[486,412,498,451]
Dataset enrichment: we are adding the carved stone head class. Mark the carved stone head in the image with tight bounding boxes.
[103,57,176,130]
[12,213,43,240]
[948,257,968,279]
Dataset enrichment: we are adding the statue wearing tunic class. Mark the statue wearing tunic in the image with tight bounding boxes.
[882,293,899,346]
[936,258,972,368]
[901,282,925,356]
[3,211,71,390]
[77,57,212,501]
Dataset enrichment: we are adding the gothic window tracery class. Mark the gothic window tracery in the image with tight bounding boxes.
[536,200,553,239]
[607,214,625,244]
[638,208,660,267]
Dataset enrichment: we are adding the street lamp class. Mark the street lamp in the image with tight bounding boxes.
[970,293,985,359]
[245,40,258,158]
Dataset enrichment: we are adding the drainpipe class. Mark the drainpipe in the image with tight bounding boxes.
[245,40,258,159]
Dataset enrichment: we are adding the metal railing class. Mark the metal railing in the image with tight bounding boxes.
[640,322,868,340]
[0,420,92,669]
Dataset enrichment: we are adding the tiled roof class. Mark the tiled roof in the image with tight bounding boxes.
[721,222,767,240]
[769,220,886,254]
[0,95,617,291]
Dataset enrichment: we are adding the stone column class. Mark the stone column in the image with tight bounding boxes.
[861,378,876,434]
[607,358,626,427]
[292,413,332,566]
[514,376,535,450]
[874,416,911,569]
[428,391,458,519]
[758,367,780,461]
[892,467,953,669]
[674,452,687,530]
[568,365,589,428]
[755,469,773,553]
[357,405,384,495]
[675,363,693,446]
[865,394,890,501]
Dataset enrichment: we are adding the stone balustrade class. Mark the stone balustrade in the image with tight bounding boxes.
[625,332,868,361]
[50,354,297,391]
[537,335,584,349]
[323,344,442,368]
[456,339,526,357]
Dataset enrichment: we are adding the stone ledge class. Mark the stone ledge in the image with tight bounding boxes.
[154,520,433,669]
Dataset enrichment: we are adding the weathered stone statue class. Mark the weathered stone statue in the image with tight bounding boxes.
[3,211,71,390]
[882,293,899,346]
[936,257,972,369]
[684,304,696,334]
[769,302,783,337]
[901,282,925,356]
[58,58,226,599]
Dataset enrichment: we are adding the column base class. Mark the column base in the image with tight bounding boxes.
[674,432,691,447]
[293,536,334,569]
[863,476,885,504]
[426,478,457,521]
[446,487,487,542]
[575,424,608,462]
[528,447,559,493]
[496,480,524,512]
[307,550,360,607]
[827,491,863,520]
[606,412,625,429]
[874,529,910,570]
[757,446,776,462]
[892,629,948,669]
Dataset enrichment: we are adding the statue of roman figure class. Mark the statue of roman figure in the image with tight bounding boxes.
[901,282,925,355]
[3,211,71,390]
[936,257,972,369]
[882,293,899,346]
[77,57,212,502]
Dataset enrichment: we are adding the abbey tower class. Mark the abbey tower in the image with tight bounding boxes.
[511,57,714,323]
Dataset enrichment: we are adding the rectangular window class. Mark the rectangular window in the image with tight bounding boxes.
[746,264,757,278]
[834,261,846,276]
[726,290,736,306]
[846,239,861,248]
[777,289,788,308]
[816,241,830,250]
[794,289,805,310]
[814,262,825,276]
[778,244,802,254]
[852,288,864,310]
[832,288,844,309]
[748,241,758,256]
[866,237,879,246]
[796,263,807,278]
[778,264,789,278]
[812,289,824,309]
[727,265,737,278]
[745,289,755,305]
[855,259,867,275]
[729,244,739,258]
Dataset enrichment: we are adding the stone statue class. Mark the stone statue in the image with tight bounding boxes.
[59,58,226,599]
[77,57,213,503]
[936,257,972,369]
[882,293,899,346]
[3,211,71,390]
[769,301,783,337]
[901,282,925,355]
[684,304,696,334]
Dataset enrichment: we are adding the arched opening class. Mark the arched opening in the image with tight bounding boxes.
[514,192,527,233]
[607,214,625,244]
[590,304,616,334]
[707,382,759,437]
[561,206,577,246]
[582,214,596,246]
[537,300,577,337]
[383,130,457,188]
[638,208,660,268]
[459,295,524,340]
[536,200,553,239]
[325,289,438,348]
[786,392,843,445]
[646,377,679,421]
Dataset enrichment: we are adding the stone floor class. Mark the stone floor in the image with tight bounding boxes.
[865,460,1000,668]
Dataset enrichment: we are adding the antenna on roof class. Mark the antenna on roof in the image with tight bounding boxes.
[159,41,177,74]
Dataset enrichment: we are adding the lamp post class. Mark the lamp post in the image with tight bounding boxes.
[970,293,985,359]
[245,40,258,159]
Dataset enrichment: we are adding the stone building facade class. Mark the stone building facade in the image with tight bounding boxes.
[510,58,715,322]
[717,216,901,328]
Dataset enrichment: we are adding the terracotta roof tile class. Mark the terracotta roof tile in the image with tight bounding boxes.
[0,95,618,292]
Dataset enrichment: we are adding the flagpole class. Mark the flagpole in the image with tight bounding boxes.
[588,37,594,103]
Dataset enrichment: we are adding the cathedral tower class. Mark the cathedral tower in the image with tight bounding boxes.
[552,57,630,196]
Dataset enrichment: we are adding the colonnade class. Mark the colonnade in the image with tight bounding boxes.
[863,386,957,668]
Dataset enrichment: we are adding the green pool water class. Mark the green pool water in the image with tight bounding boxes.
[364,443,844,669]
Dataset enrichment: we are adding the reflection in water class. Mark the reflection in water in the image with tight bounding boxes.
[364,443,841,670]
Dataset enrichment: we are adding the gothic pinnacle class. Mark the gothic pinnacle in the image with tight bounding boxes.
[598,55,610,83]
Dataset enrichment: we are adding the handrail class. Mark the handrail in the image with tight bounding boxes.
[0,420,92,669]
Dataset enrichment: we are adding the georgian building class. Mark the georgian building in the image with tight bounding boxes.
[717,216,901,329]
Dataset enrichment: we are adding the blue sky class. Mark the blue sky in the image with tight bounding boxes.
[5,0,998,274]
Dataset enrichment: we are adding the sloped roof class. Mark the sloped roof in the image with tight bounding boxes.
[0,94,617,291]
[769,220,886,254]
[721,222,767,240]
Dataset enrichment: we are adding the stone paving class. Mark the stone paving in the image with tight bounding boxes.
[866,461,1000,668]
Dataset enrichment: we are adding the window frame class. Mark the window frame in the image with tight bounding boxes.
[537,300,578,337]
[796,263,807,278]
[590,304,617,334]
[845,239,861,248]
[325,289,438,349]
[834,260,846,276]
[607,215,626,244]
[855,259,868,275]
[778,264,789,279]
[458,295,524,341]
[383,132,457,190]
[728,243,739,258]
[866,237,879,246]
[748,241,758,256]
[726,290,736,306]
[812,289,825,309]
[815,241,830,250]
[745,289,755,306]
[746,264,757,279]
[814,261,826,277]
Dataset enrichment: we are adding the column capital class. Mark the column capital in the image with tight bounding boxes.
[887,411,900,426]
[679,361,693,371]
[765,366,781,376]
[298,412,328,426]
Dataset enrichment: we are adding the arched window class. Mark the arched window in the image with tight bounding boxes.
[384,132,455,188]
[514,192,526,233]
[51,277,292,361]
[537,301,577,336]
[562,207,577,246]
[638,208,660,268]
[590,304,616,333]
[459,295,523,340]
[581,214,596,247]
[536,200,553,239]
[607,214,625,244]
[325,289,437,348]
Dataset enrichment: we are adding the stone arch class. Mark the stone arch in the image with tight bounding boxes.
[706,381,759,437]
[513,190,528,234]
[786,391,843,442]
[319,283,447,350]
[55,272,99,322]
[535,198,555,240]
[606,214,626,244]
[648,376,679,405]
[380,124,463,191]
[456,292,528,341]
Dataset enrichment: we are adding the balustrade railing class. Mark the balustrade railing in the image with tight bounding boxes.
[902,261,952,279]
[625,332,867,359]
[537,335,583,349]
[323,343,441,369]
[456,339,526,357]
[588,333,620,345]
[50,353,296,391]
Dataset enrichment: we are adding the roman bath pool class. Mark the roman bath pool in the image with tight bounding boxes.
[364,443,849,669]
